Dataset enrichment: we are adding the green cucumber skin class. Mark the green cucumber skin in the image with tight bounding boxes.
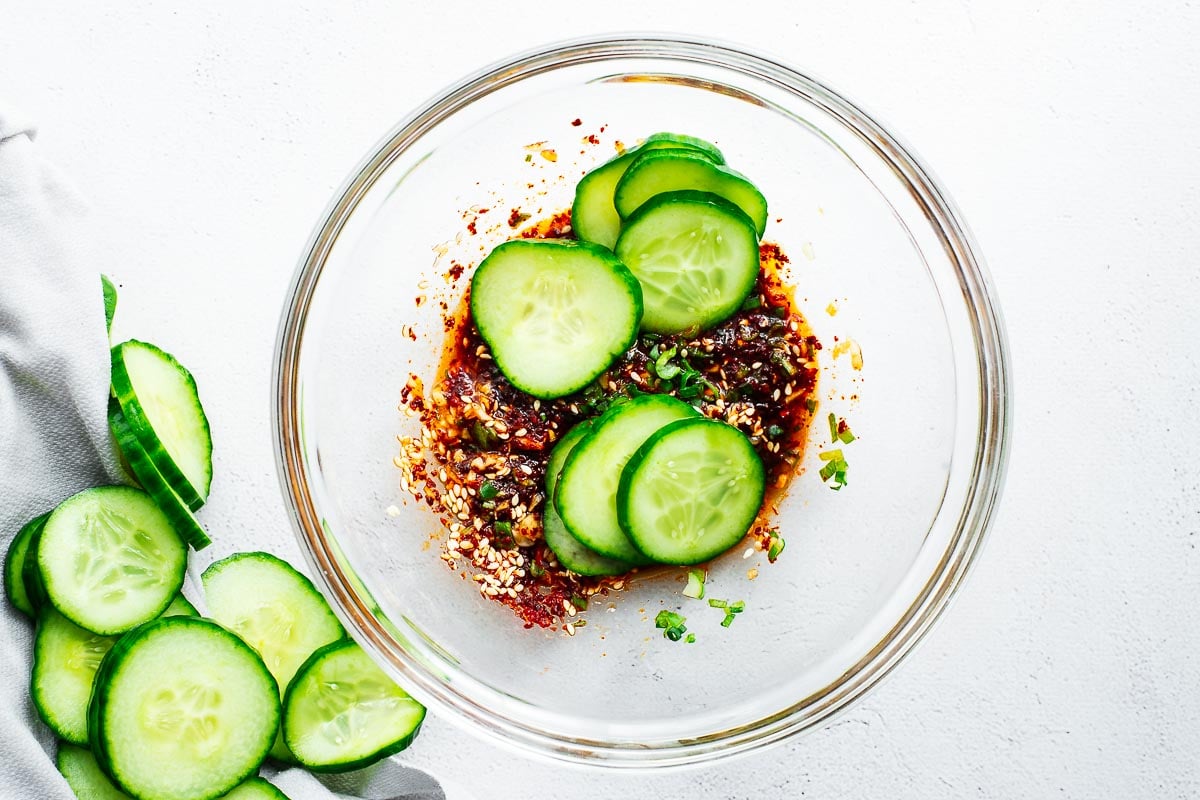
[615,190,761,335]
[469,239,643,399]
[617,417,765,565]
[282,639,425,774]
[110,339,213,511]
[543,419,596,499]
[6,513,48,617]
[555,395,698,563]
[613,149,769,237]
[571,133,724,249]
[542,420,633,576]
[108,399,212,551]
[88,617,279,800]
[21,518,51,615]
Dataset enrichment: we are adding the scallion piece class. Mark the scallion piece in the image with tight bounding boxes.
[478,480,499,500]
[686,633,696,644]
[683,569,706,599]
[767,534,785,563]
[828,412,838,442]
[818,449,844,462]
[708,598,727,609]
[654,346,680,380]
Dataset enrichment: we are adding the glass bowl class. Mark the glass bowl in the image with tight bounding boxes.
[273,35,1010,769]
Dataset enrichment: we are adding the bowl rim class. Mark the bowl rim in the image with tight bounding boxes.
[272,32,1012,769]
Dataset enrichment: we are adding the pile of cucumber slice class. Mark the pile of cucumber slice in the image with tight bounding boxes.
[471,133,773,572]
[5,280,425,800]
[471,131,767,399]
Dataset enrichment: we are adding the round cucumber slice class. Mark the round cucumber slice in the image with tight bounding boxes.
[57,742,132,800]
[283,639,426,773]
[38,486,187,635]
[572,133,723,250]
[618,417,765,565]
[111,339,213,511]
[556,395,698,563]
[109,399,211,551]
[542,420,632,576]
[470,239,642,399]
[88,617,280,800]
[616,190,761,334]
[5,512,47,617]
[32,607,116,745]
[614,149,768,237]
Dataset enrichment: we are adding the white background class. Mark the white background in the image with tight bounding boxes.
[4,1,1199,797]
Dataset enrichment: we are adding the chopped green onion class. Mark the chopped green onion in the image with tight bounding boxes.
[478,480,499,500]
[720,612,736,628]
[767,424,784,440]
[707,598,728,609]
[683,569,706,599]
[524,153,532,162]
[654,346,680,380]
[494,520,512,536]
[767,534,786,563]
[529,561,545,578]
[740,295,762,311]
[573,619,587,628]
[805,398,817,413]
[686,633,696,644]
[654,609,688,642]
[838,426,856,444]
[570,594,588,611]
[729,600,745,614]
[828,412,839,442]
[818,449,844,462]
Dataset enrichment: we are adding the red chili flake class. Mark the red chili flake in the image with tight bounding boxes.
[466,219,477,235]
[585,134,600,145]
[508,208,531,228]
[570,118,582,126]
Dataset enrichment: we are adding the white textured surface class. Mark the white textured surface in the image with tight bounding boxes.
[5,2,1200,797]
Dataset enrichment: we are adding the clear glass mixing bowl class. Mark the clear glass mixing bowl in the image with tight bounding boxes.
[273,35,1010,769]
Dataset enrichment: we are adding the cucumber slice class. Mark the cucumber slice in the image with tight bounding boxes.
[283,639,426,772]
[572,132,723,250]
[556,395,698,562]
[57,742,132,800]
[38,486,187,635]
[89,617,279,800]
[5,512,48,617]
[542,420,632,576]
[618,417,765,564]
[111,340,213,511]
[219,777,291,799]
[32,608,116,745]
[101,274,118,335]
[109,399,211,551]
[470,240,642,399]
[202,551,346,766]
[615,190,761,335]
[614,149,769,237]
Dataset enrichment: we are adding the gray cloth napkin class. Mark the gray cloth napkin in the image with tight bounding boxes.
[0,109,459,800]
